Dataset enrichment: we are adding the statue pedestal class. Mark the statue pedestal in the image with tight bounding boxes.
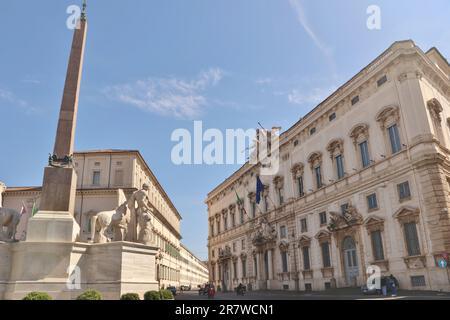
[0,241,159,300]
[26,211,80,243]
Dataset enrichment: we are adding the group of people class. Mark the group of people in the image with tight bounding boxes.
[381,274,399,297]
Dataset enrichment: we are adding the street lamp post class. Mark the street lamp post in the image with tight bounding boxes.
[156,250,163,298]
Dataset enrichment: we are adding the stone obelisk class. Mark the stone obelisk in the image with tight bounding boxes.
[27,3,88,242]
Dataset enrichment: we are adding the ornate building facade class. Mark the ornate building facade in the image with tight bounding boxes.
[2,150,206,289]
[206,41,450,292]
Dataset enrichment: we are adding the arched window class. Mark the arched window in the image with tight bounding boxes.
[308,152,323,189]
[376,105,403,155]
[327,139,345,180]
[291,163,305,197]
[350,124,371,169]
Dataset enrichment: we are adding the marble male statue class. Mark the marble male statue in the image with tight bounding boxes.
[129,184,155,245]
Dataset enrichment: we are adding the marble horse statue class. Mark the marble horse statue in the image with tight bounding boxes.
[88,189,131,243]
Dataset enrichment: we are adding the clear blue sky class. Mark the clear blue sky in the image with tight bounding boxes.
[1,0,449,259]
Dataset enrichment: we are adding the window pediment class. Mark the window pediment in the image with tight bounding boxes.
[349,123,370,145]
[291,163,305,177]
[364,216,385,233]
[273,176,284,188]
[427,98,443,122]
[315,230,331,242]
[393,206,420,224]
[307,152,323,169]
[376,105,400,129]
[299,235,311,247]
[326,139,344,158]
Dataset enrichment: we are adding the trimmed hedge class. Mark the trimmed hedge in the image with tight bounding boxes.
[144,291,161,300]
[161,290,174,300]
[22,292,53,300]
[120,293,141,300]
[76,289,102,300]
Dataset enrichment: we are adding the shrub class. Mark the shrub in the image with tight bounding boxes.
[161,290,174,300]
[120,293,141,300]
[144,291,161,300]
[22,292,53,300]
[76,289,102,300]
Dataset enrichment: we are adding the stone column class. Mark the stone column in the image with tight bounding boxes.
[267,249,273,280]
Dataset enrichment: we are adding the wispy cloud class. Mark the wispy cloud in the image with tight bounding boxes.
[0,87,28,108]
[287,86,337,105]
[22,75,41,85]
[104,68,224,119]
[288,0,336,76]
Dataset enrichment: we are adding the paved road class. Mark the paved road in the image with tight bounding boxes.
[175,289,450,301]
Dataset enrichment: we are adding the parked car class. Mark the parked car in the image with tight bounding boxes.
[167,286,177,296]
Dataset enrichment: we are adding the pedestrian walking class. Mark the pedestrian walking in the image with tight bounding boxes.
[389,274,399,297]
[381,277,388,296]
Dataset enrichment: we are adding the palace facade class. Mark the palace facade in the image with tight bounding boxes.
[2,149,207,289]
[206,40,450,292]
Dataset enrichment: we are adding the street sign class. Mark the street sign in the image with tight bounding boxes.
[438,259,448,269]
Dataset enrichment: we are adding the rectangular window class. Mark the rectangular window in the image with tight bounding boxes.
[335,155,345,180]
[242,259,247,278]
[241,239,246,250]
[388,124,402,154]
[297,176,305,197]
[224,216,228,231]
[294,140,299,147]
[329,113,336,122]
[281,251,289,273]
[231,213,236,228]
[321,242,331,268]
[371,230,385,261]
[398,181,411,200]
[301,218,308,233]
[351,95,360,106]
[233,242,236,252]
[254,256,258,277]
[404,222,421,256]
[240,208,245,224]
[305,283,312,292]
[251,202,256,217]
[411,275,426,287]
[92,171,101,186]
[367,193,378,210]
[302,246,311,270]
[280,226,287,239]
[310,127,316,135]
[315,166,323,189]
[377,75,388,87]
[359,141,370,168]
[114,169,124,186]
[278,188,284,205]
[233,262,237,279]
[319,212,327,225]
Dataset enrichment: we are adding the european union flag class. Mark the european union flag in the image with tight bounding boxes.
[256,176,264,204]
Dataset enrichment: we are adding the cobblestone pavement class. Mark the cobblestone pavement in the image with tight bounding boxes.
[175,288,450,300]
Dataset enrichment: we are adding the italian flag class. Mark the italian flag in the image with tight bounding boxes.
[235,191,247,215]
[31,201,39,217]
